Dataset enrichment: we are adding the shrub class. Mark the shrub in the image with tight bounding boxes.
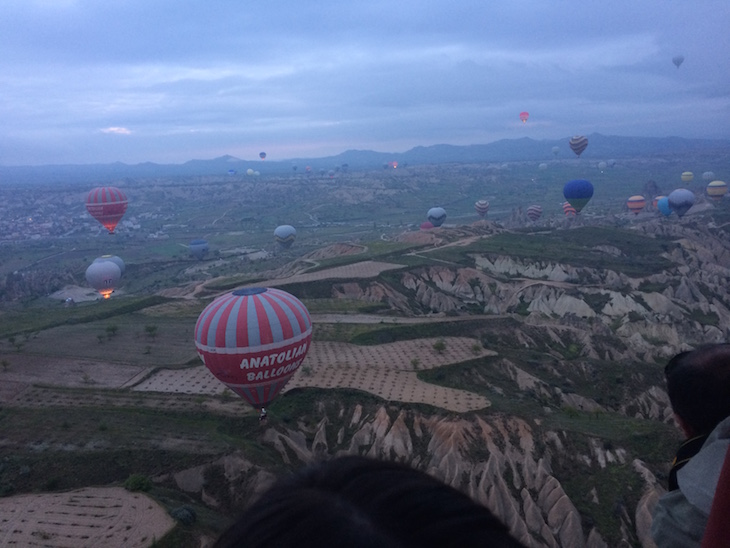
[124,473,152,492]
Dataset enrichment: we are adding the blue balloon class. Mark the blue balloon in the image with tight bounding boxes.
[657,197,672,217]
[668,189,695,218]
[563,179,594,213]
[427,207,447,227]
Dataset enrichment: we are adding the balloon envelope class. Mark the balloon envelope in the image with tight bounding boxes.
[274,225,297,248]
[672,55,684,68]
[703,171,715,181]
[526,205,543,222]
[552,146,560,157]
[681,172,694,183]
[85,261,121,299]
[668,189,695,218]
[627,195,646,215]
[569,136,588,157]
[519,111,529,123]
[259,152,267,160]
[420,221,434,230]
[194,287,312,408]
[474,200,489,217]
[562,202,577,217]
[563,179,594,212]
[707,181,728,201]
[93,255,125,276]
[598,161,607,171]
[190,239,209,260]
[427,207,447,227]
[86,187,128,234]
[538,163,548,171]
[657,197,672,217]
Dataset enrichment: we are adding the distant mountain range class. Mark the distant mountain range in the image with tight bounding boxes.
[2,133,728,185]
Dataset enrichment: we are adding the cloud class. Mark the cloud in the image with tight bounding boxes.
[100,127,132,135]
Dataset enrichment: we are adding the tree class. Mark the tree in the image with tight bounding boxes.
[432,339,446,354]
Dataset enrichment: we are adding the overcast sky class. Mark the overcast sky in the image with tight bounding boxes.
[2,0,729,165]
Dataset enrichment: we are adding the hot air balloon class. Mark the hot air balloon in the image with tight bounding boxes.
[388,161,398,169]
[274,225,297,248]
[259,152,267,160]
[707,181,728,201]
[681,172,694,183]
[668,189,695,218]
[552,146,560,157]
[703,171,716,181]
[598,161,607,171]
[569,136,588,157]
[194,287,312,409]
[657,197,672,217]
[427,207,446,227]
[563,179,594,213]
[86,187,128,234]
[672,55,685,68]
[228,169,237,176]
[190,239,209,260]
[246,168,255,176]
[607,159,617,168]
[538,163,548,171]
[86,260,121,299]
[526,205,543,222]
[563,202,577,217]
[93,255,125,276]
[305,166,312,174]
[627,195,646,215]
[474,200,489,217]
[292,164,298,172]
[420,221,434,230]
[519,112,529,123]
[652,195,665,209]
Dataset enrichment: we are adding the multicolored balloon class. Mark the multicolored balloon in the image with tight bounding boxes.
[85,260,121,299]
[707,181,728,201]
[190,239,210,260]
[668,189,695,218]
[519,111,529,123]
[569,136,588,157]
[86,187,128,234]
[627,195,646,215]
[427,207,447,227]
[563,202,577,217]
[274,225,297,248]
[681,171,694,183]
[474,200,490,217]
[563,179,594,213]
[526,205,543,222]
[194,287,312,409]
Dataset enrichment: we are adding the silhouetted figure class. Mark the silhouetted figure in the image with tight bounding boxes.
[213,456,527,548]
[651,344,730,547]
[258,408,267,422]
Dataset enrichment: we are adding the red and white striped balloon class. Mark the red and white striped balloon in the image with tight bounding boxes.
[194,287,312,408]
[86,187,128,234]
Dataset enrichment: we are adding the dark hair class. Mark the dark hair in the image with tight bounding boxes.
[214,456,526,548]
[665,344,730,436]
